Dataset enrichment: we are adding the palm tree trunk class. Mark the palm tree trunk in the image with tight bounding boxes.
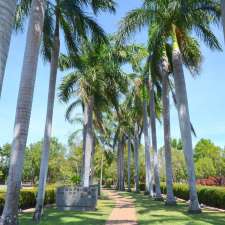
[81,122,87,185]
[149,81,162,199]
[117,140,122,190]
[133,124,139,193]
[83,96,94,187]
[221,0,225,42]
[100,152,104,188]
[161,55,176,205]
[127,134,131,192]
[0,0,17,97]
[172,26,201,213]
[33,19,60,222]
[89,137,96,185]
[121,139,125,190]
[117,139,125,191]
[0,1,45,224]
[143,97,152,195]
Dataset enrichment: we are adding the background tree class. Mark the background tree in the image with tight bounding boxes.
[0,144,11,183]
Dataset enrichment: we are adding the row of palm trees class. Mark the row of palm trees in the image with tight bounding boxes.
[0,0,224,225]
[116,0,223,213]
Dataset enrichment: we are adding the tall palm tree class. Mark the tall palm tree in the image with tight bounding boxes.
[159,48,177,205]
[30,0,115,220]
[117,0,221,213]
[59,40,126,188]
[117,135,126,191]
[148,80,162,199]
[221,0,225,41]
[0,0,17,97]
[0,0,45,224]
[127,134,132,192]
[125,45,154,195]
[147,32,177,204]
[133,122,141,193]
[130,80,144,193]
[142,95,151,194]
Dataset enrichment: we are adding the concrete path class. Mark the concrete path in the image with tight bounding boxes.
[105,190,138,225]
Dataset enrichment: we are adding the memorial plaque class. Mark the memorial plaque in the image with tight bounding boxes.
[56,185,99,211]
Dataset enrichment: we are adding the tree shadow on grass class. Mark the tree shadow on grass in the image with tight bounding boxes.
[121,192,225,225]
[19,199,114,225]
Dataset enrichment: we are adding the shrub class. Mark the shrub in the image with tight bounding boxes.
[139,183,145,191]
[160,183,225,209]
[0,187,55,214]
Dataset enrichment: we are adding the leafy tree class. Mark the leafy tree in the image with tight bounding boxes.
[0,144,11,183]
[195,139,222,161]
[195,157,216,179]
[171,139,183,151]
[172,149,187,182]
[194,139,225,177]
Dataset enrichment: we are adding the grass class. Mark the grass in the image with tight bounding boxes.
[120,192,225,225]
[19,195,114,225]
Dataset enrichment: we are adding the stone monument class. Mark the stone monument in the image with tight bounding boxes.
[56,185,99,211]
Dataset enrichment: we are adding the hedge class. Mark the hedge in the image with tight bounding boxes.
[160,183,225,209]
[0,187,55,214]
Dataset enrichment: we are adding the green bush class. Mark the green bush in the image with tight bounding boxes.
[139,183,146,191]
[160,183,225,209]
[0,192,4,214]
[0,187,55,214]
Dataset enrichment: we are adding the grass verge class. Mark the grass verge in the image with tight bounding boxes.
[19,195,114,225]
[121,192,225,225]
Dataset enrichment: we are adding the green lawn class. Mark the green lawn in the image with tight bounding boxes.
[121,192,225,225]
[19,195,114,225]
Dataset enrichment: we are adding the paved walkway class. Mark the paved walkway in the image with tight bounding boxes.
[105,190,138,225]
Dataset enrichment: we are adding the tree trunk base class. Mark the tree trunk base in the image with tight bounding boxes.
[165,200,177,206]
[0,215,18,225]
[188,208,202,214]
[188,200,202,214]
[33,206,43,223]
[153,196,164,201]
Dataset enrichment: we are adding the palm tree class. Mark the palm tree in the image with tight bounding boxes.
[142,75,153,196]
[117,0,221,213]
[143,97,152,195]
[30,0,115,220]
[0,0,45,224]
[127,134,132,192]
[117,135,126,191]
[133,123,141,193]
[147,34,177,204]
[0,0,17,97]
[130,80,144,193]
[125,45,154,195]
[159,48,177,205]
[59,40,126,188]
[148,79,162,199]
[221,0,225,41]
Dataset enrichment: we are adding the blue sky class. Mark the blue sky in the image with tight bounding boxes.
[0,0,225,148]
